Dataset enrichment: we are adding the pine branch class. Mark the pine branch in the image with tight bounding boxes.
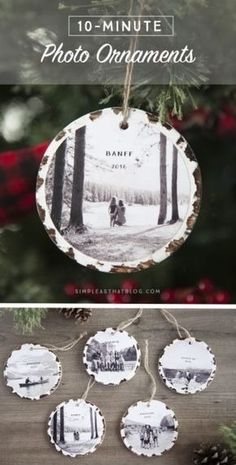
[10,308,48,334]
[220,423,236,456]
[101,84,198,122]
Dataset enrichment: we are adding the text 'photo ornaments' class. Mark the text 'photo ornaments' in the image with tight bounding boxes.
[120,341,178,457]
[48,398,105,457]
[158,309,216,395]
[4,344,62,400]
[36,107,201,273]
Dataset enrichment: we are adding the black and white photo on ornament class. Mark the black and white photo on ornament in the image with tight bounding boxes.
[4,344,61,399]
[85,337,137,374]
[159,338,216,395]
[44,110,193,263]
[49,400,105,457]
[121,400,178,457]
[162,367,213,393]
[123,414,175,451]
[83,328,140,385]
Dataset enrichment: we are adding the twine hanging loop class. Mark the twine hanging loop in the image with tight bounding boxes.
[82,377,96,401]
[117,307,143,331]
[160,309,192,339]
[144,339,157,402]
[121,0,145,128]
[45,331,87,352]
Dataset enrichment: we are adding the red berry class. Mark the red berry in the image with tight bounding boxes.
[213,290,231,304]
[205,293,215,304]
[184,293,201,304]
[174,287,194,303]
[122,279,139,291]
[106,293,123,304]
[198,278,214,293]
[121,294,132,303]
[160,288,176,303]
[217,111,236,136]
[81,281,96,291]
[64,283,77,296]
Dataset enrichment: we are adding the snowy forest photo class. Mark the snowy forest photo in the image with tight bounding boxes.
[45,110,191,264]
[49,400,105,457]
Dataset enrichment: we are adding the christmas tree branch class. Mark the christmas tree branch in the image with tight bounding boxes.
[220,422,236,456]
[10,308,48,334]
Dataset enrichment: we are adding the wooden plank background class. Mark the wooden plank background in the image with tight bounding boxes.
[0,308,236,465]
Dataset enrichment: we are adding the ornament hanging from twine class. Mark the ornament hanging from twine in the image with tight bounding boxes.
[83,308,142,385]
[120,339,178,457]
[48,377,105,458]
[4,344,62,400]
[159,309,217,395]
[36,0,201,274]
[3,332,87,400]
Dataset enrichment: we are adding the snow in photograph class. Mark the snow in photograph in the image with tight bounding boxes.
[48,399,105,457]
[44,109,194,265]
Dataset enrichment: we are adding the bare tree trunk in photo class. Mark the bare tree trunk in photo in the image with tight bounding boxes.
[69,126,86,233]
[60,406,65,443]
[51,140,66,232]
[158,133,167,225]
[170,145,179,224]
[94,411,98,438]
[90,406,94,439]
[53,411,57,443]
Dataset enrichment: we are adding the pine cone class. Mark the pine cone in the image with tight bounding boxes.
[59,308,92,322]
[194,444,236,465]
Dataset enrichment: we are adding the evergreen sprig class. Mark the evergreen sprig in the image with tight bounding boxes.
[221,423,236,456]
[11,308,48,334]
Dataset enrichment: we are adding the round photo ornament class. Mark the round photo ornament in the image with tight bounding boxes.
[83,309,142,386]
[4,343,62,400]
[120,340,178,457]
[48,397,105,457]
[36,107,201,273]
[158,310,216,395]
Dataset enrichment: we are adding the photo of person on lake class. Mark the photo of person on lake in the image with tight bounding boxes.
[83,328,140,385]
[4,344,61,399]
[39,108,200,271]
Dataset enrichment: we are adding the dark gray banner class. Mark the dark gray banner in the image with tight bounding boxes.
[0,0,235,84]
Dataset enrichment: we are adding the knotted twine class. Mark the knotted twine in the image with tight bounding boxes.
[160,309,192,339]
[121,0,145,127]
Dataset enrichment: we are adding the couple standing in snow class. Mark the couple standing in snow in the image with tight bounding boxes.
[108,197,126,227]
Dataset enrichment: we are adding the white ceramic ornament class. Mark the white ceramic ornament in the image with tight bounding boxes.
[158,337,216,395]
[36,107,201,273]
[120,399,178,457]
[48,399,105,457]
[83,327,141,385]
[4,343,62,400]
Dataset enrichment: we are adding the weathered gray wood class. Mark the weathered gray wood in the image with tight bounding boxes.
[0,308,236,465]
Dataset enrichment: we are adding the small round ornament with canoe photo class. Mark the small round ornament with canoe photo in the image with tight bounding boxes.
[36,107,201,273]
